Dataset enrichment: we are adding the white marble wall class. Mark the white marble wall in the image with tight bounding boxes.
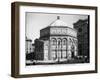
[50,27,77,37]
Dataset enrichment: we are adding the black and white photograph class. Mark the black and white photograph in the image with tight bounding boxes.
[25,13,90,66]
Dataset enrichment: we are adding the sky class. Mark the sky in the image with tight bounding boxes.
[26,12,88,43]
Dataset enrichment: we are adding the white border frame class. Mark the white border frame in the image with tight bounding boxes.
[19,5,96,75]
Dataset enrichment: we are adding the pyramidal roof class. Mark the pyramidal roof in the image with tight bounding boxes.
[49,16,68,27]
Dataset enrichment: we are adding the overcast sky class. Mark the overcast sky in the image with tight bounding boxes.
[26,12,88,43]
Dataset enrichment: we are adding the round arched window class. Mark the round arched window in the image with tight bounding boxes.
[58,39,62,45]
[69,38,72,43]
[62,39,67,45]
[51,39,57,45]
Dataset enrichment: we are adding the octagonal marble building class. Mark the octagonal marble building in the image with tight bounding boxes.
[34,16,78,62]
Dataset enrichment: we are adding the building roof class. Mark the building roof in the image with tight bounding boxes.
[49,16,68,27]
[73,19,88,26]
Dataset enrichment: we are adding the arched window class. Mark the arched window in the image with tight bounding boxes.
[69,38,71,41]
[51,38,57,45]
[62,38,67,45]
[72,39,75,45]
[57,39,62,45]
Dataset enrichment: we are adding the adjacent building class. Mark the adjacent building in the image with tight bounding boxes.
[74,17,89,62]
[25,37,34,54]
[34,39,44,60]
[25,37,35,65]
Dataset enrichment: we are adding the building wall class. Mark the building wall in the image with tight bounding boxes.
[44,40,49,60]
[34,39,44,60]
[25,39,33,54]
[40,27,50,38]
[49,35,78,61]
[38,26,78,61]
[74,18,89,61]
[50,27,77,37]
